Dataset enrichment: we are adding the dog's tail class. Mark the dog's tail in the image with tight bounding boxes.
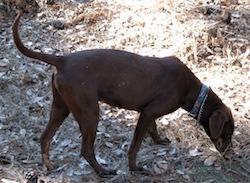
[12,13,63,69]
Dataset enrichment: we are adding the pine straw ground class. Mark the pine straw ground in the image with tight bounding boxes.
[0,0,250,182]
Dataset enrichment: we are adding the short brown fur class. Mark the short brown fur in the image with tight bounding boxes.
[12,13,234,177]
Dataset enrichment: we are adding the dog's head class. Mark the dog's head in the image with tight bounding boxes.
[207,106,234,158]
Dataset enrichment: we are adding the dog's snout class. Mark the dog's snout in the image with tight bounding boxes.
[212,137,233,157]
[223,147,234,159]
[216,141,234,159]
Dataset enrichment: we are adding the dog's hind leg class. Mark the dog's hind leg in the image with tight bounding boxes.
[67,90,116,177]
[40,77,70,170]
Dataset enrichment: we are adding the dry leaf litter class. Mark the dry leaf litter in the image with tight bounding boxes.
[0,0,250,182]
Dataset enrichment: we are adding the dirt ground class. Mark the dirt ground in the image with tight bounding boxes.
[0,0,250,182]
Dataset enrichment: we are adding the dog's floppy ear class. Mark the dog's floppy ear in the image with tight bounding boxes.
[209,110,227,139]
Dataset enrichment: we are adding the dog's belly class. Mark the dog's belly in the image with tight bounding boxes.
[98,87,153,111]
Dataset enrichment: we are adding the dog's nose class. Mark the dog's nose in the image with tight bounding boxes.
[223,144,234,160]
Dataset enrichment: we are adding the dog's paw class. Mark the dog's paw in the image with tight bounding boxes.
[155,138,171,146]
[44,161,56,171]
[130,166,152,175]
[42,153,57,171]
[98,169,117,177]
[129,164,147,172]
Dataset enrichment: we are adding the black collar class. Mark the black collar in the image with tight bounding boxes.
[189,84,209,123]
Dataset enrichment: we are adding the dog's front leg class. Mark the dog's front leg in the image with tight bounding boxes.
[128,94,178,172]
[78,111,117,177]
[128,112,156,172]
[67,90,117,177]
[148,121,171,145]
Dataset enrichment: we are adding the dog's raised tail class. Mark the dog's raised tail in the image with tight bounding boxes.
[12,13,63,69]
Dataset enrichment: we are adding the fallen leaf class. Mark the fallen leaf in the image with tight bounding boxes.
[188,148,201,157]
[204,156,217,166]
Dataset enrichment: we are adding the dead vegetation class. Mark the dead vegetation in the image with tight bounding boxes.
[0,0,250,182]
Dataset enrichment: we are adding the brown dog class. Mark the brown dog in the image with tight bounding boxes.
[12,13,234,177]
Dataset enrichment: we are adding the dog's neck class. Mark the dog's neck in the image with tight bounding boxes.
[188,84,209,123]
